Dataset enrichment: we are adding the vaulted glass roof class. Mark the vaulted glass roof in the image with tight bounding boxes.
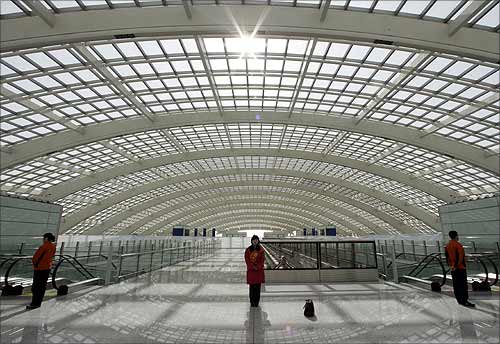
[0,2,498,236]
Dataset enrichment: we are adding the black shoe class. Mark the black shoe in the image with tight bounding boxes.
[26,305,40,310]
[464,302,476,308]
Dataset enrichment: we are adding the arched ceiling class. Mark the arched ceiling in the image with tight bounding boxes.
[0,1,499,237]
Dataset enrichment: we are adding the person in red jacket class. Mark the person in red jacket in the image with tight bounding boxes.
[445,230,475,308]
[245,235,265,307]
[26,233,56,310]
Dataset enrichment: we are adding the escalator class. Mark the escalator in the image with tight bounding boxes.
[1,254,104,297]
[385,252,500,292]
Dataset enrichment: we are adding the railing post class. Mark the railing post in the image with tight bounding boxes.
[60,242,65,256]
[472,241,477,253]
[401,240,405,257]
[137,240,142,254]
[437,240,441,255]
[423,241,428,256]
[336,242,340,266]
[381,245,387,277]
[136,252,141,275]
[75,241,80,257]
[150,250,154,272]
[118,246,124,280]
[412,240,416,260]
[87,242,92,264]
[351,243,356,268]
[18,242,25,255]
[98,241,103,257]
[132,240,136,253]
[391,245,398,283]
[160,240,165,267]
[104,241,113,285]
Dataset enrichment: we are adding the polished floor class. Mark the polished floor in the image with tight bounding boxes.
[1,249,499,343]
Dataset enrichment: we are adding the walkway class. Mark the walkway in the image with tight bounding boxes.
[1,249,498,343]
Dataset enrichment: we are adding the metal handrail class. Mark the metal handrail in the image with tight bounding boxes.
[51,255,97,290]
[3,256,32,287]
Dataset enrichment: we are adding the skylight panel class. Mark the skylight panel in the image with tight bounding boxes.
[160,39,185,54]
[374,0,401,12]
[203,38,225,53]
[463,65,496,81]
[385,50,412,66]
[444,61,474,76]
[348,1,374,9]
[209,59,228,71]
[116,42,143,58]
[327,43,349,58]
[228,59,246,70]
[152,61,173,74]
[2,56,36,72]
[424,0,461,19]
[25,52,59,69]
[94,44,121,60]
[266,39,287,54]
[138,41,163,56]
[171,60,192,72]
[266,59,284,71]
[287,40,309,55]
[347,45,371,60]
[475,3,500,28]
[248,59,264,70]
[181,39,198,54]
[400,0,432,15]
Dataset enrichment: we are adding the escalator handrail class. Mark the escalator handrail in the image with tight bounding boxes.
[51,255,97,290]
[482,256,499,286]
[407,252,443,278]
[3,256,32,287]
[410,254,447,287]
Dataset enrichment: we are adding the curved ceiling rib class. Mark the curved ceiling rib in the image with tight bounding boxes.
[60,169,435,233]
[39,148,461,202]
[1,6,498,62]
[2,112,498,174]
[139,202,354,236]
[76,181,412,236]
[109,197,372,236]
[1,4,498,238]
[95,191,391,236]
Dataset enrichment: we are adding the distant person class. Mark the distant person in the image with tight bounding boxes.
[445,230,475,308]
[26,233,56,310]
[245,235,265,307]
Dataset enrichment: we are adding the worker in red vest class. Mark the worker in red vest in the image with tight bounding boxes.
[26,233,56,310]
[445,230,475,308]
[245,235,265,307]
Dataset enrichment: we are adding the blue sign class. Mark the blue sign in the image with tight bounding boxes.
[172,227,184,236]
[325,227,336,236]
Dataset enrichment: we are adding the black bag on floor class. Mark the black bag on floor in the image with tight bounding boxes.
[303,299,315,317]
[1,284,23,296]
[430,281,441,292]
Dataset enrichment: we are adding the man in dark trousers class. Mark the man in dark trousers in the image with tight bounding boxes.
[26,233,56,310]
[445,230,475,308]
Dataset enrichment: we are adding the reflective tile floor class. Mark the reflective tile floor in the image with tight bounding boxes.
[1,249,499,343]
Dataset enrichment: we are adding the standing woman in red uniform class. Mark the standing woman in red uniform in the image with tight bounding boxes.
[245,235,265,307]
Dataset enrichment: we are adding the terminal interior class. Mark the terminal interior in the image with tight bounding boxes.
[0,1,499,343]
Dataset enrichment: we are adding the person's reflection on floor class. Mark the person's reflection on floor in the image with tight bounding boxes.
[457,307,478,343]
[245,307,271,344]
[18,312,48,344]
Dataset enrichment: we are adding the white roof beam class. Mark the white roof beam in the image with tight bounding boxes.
[355,52,430,124]
[2,111,497,174]
[2,6,498,62]
[448,0,491,36]
[59,168,435,233]
[420,93,500,138]
[288,38,317,119]
[41,148,458,203]
[320,0,331,23]
[73,44,157,123]
[20,0,56,27]
[194,35,223,117]
[96,190,385,235]
[1,85,84,134]
[182,0,192,19]
[99,140,140,162]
